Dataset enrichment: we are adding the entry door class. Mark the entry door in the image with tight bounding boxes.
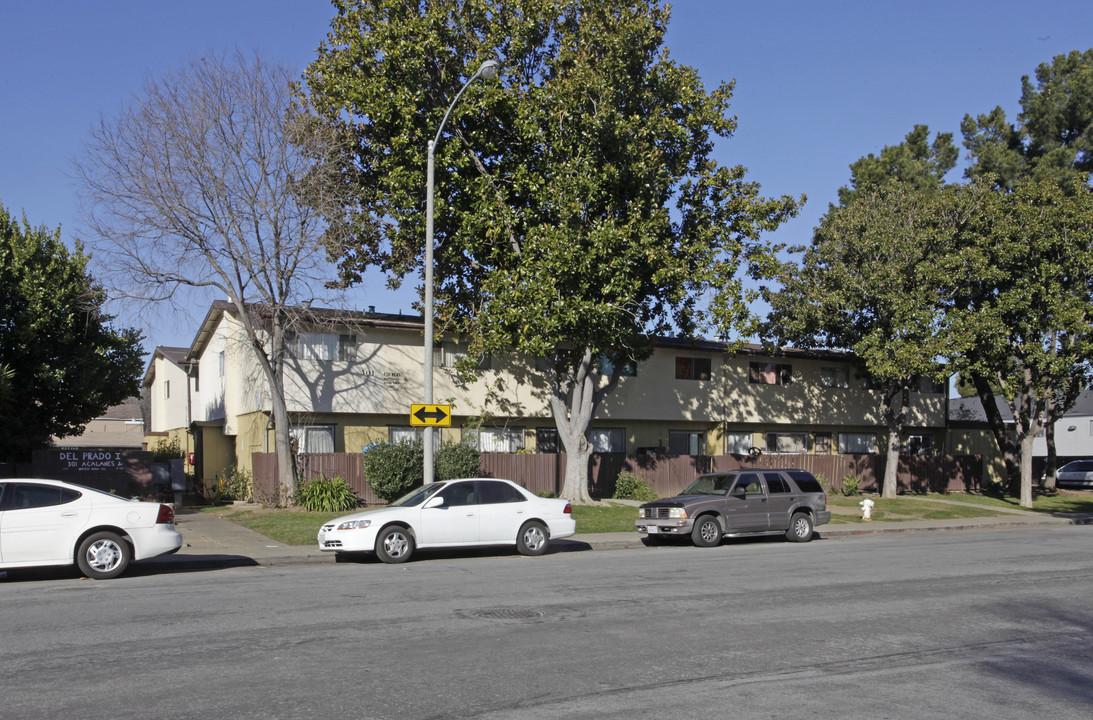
[763,472,797,531]
[0,483,91,564]
[419,481,480,545]
[723,473,769,532]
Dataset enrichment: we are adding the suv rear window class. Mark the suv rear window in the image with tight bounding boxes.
[787,471,823,494]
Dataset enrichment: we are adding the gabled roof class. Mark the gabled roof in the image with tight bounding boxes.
[948,390,1093,425]
[141,345,195,388]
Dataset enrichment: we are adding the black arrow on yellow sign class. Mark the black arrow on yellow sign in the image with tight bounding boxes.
[411,403,451,427]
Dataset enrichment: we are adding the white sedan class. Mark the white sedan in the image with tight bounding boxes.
[1057,460,1093,489]
[0,478,183,579]
[318,478,576,563]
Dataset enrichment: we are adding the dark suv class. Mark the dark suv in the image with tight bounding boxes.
[636,469,831,547]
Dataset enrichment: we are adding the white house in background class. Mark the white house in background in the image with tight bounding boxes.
[1032,389,1093,460]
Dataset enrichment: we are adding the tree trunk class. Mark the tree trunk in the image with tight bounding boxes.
[1043,418,1058,491]
[879,383,908,499]
[972,373,1019,491]
[550,347,619,505]
[1018,431,1035,509]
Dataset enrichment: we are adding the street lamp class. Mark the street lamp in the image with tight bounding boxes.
[424,59,501,484]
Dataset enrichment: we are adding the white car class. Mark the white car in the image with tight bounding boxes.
[0,478,183,579]
[1057,460,1093,489]
[318,477,576,563]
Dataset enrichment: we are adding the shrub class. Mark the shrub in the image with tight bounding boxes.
[613,472,658,502]
[435,440,481,480]
[841,473,861,496]
[363,439,424,501]
[152,436,185,462]
[297,476,359,512]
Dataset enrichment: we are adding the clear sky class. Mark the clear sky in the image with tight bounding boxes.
[2,0,1091,354]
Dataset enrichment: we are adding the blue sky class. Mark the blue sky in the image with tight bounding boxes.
[2,0,1092,353]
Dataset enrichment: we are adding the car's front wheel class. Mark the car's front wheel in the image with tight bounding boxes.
[691,516,723,547]
[517,521,549,556]
[786,512,814,543]
[76,531,131,579]
[375,525,414,563]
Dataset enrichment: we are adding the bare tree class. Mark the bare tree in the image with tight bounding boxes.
[76,49,339,502]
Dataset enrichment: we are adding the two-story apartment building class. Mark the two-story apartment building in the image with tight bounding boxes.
[143,301,947,482]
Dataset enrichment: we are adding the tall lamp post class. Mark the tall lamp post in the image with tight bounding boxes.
[424,59,501,484]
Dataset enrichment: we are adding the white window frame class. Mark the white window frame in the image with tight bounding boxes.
[467,427,525,453]
[669,430,706,456]
[839,432,878,454]
[724,432,753,455]
[766,432,809,454]
[290,425,336,455]
[589,428,626,453]
[820,366,850,388]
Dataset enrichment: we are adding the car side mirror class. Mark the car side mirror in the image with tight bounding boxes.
[730,486,746,498]
[423,495,446,509]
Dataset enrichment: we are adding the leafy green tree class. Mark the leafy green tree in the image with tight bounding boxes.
[945,176,1093,506]
[836,124,958,207]
[766,183,957,498]
[301,0,800,503]
[962,48,1093,189]
[0,202,144,461]
[961,49,1093,494]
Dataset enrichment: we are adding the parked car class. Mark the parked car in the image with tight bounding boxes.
[1056,460,1093,489]
[318,478,575,564]
[0,478,182,579]
[636,469,831,547]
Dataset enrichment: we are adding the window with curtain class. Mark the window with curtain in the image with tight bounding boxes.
[290,425,335,454]
[669,430,706,456]
[589,428,625,453]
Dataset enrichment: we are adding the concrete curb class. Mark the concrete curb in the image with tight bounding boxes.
[136,510,1093,573]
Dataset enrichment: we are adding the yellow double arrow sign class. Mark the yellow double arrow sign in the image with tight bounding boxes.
[410,403,451,427]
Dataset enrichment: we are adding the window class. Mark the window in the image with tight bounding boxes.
[905,435,934,455]
[163,380,170,399]
[476,480,526,504]
[589,428,626,453]
[839,432,877,454]
[338,334,358,361]
[290,425,335,454]
[288,332,340,361]
[749,362,792,385]
[724,432,753,455]
[536,428,560,454]
[766,432,808,454]
[434,342,467,368]
[597,355,637,377]
[218,350,225,377]
[675,357,712,381]
[820,366,850,388]
[388,426,424,444]
[764,472,791,494]
[813,432,832,455]
[6,483,81,510]
[468,427,525,453]
[733,473,763,496]
[669,430,706,456]
[787,471,824,493]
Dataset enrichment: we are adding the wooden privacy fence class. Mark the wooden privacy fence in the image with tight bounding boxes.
[251,451,982,504]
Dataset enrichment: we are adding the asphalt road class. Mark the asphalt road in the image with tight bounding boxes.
[3,526,1093,719]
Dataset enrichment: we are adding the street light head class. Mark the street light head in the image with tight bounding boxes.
[476,59,502,81]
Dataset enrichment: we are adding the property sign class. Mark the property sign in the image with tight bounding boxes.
[410,403,451,427]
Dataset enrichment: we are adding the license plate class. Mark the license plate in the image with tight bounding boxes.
[647,526,658,534]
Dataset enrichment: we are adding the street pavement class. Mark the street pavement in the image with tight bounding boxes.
[142,498,1093,572]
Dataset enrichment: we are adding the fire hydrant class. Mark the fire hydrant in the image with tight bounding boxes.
[859,497,875,521]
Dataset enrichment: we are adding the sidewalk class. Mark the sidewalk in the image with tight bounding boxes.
[143,504,1093,572]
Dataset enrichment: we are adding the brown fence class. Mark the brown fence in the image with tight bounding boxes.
[252,451,982,505]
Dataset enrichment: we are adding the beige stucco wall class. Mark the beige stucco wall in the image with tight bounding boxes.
[147,355,192,432]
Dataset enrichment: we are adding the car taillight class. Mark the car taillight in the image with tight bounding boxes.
[156,504,175,524]
[563,502,572,514]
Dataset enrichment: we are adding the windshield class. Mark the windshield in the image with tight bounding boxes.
[681,474,736,495]
[389,483,445,507]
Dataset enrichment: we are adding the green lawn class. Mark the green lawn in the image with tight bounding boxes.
[199,491,1092,545]
[198,501,640,545]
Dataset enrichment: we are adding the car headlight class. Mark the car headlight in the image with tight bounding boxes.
[337,519,372,530]
[667,508,687,518]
